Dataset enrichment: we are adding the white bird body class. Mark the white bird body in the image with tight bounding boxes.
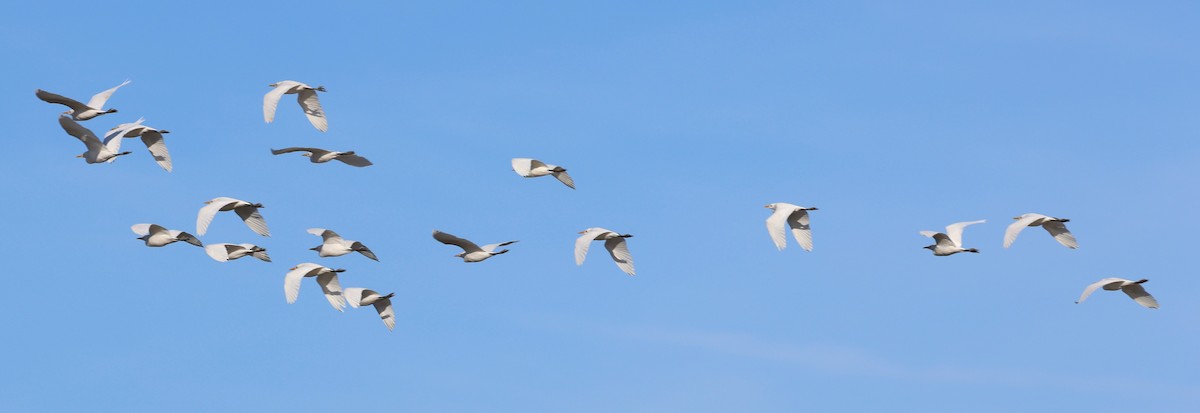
[511,158,575,189]
[575,227,636,275]
[36,80,130,120]
[263,80,327,132]
[58,116,131,164]
[1004,213,1078,249]
[433,230,517,262]
[271,147,372,167]
[1076,278,1158,309]
[920,220,986,256]
[204,243,271,262]
[196,197,269,236]
[105,118,173,172]
[284,263,347,311]
[131,224,202,248]
[764,202,818,251]
[345,288,396,331]
[307,228,379,261]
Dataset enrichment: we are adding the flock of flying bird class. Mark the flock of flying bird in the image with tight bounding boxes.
[35,79,1160,331]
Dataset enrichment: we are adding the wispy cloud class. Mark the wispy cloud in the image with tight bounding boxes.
[516,313,1200,400]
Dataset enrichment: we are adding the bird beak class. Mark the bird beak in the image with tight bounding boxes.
[288,266,297,270]
[763,205,771,208]
[577,231,586,234]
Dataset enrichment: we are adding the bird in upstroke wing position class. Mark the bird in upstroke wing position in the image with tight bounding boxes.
[920,220,986,256]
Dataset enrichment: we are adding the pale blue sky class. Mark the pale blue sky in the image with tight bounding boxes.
[2,1,1198,411]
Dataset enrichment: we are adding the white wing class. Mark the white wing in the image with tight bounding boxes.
[130,223,152,236]
[316,273,346,311]
[575,228,608,265]
[103,121,140,143]
[480,240,518,252]
[297,89,327,132]
[551,170,575,189]
[945,220,985,247]
[344,288,367,308]
[196,198,237,236]
[307,228,342,243]
[1042,221,1078,249]
[920,231,955,247]
[58,115,98,144]
[511,158,534,176]
[373,298,396,331]
[335,154,373,167]
[1122,284,1159,309]
[765,208,792,250]
[263,81,296,123]
[205,244,232,262]
[169,230,203,247]
[433,230,483,253]
[36,89,88,110]
[140,131,172,172]
[235,205,270,237]
[1076,278,1124,304]
[1004,214,1043,248]
[85,80,130,109]
[788,209,813,252]
[605,237,636,276]
[284,264,320,304]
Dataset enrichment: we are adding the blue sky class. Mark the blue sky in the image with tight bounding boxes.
[2,1,1198,411]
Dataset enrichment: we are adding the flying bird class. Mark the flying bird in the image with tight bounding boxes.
[58,115,131,164]
[345,288,396,331]
[105,118,173,172]
[263,80,327,132]
[204,243,271,262]
[1004,213,1077,249]
[511,158,575,189]
[284,263,347,311]
[920,220,986,256]
[764,202,818,251]
[131,224,201,248]
[432,230,517,262]
[36,80,130,121]
[196,197,269,236]
[307,228,378,261]
[1076,278,1158,309]
[270,147,371,167]
[575,227,635,275]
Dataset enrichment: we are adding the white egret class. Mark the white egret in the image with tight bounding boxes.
[263,80,327,132]
[58,115,131,164]
[271,147,371,167]
[920,220,986,256]
[511,158,575,189]
[196,197,269,236]
[575,227,635,275]
[131,224,201,248]
[764,202,818,251]
[204,243,271,262]
[105,118,173,172]
[1076,278,1158,309]
[1004,213,1078,249]
[307,228,378,261]
[432,230,517,262]
[36,80,130,120]
[284,263,347,311]
[345,288,396,331]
